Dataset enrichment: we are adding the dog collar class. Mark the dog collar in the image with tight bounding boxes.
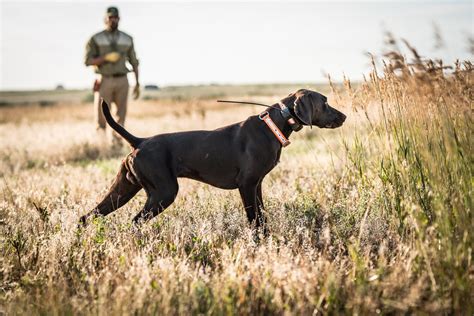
[259,111,291,147]
[278,102,303,132]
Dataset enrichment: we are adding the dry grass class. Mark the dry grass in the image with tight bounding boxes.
[0,40,473,314]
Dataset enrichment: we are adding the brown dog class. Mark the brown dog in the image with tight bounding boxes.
[80,89,346,232]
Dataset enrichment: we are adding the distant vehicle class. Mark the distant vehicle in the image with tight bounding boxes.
[144,84,159,91]
[55,84,65,90]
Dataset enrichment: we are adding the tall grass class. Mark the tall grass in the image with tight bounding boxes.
[336,36,473,312]
[0,39,472,314]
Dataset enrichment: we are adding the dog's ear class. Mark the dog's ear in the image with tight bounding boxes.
[293,93,313,128]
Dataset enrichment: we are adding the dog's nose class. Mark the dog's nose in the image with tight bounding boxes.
[340,113,347,122]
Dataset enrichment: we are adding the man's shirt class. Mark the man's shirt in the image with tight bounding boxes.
[85,29,139,76]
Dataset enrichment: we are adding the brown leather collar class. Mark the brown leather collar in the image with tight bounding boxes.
[259,111,291,147]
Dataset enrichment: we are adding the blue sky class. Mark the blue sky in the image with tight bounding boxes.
[1,1,472,90]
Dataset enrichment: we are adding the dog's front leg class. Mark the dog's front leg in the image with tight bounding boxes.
[256,181,268,234]
[239,182,266,233]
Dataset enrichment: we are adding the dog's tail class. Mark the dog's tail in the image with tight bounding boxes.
[101,99,143,148]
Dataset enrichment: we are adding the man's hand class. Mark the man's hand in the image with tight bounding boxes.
[133,84,140,100]
[104,52,121,63]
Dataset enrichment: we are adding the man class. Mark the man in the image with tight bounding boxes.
[84,6,140,145]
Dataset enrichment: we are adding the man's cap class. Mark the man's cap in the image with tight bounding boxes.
[106,6,119,17]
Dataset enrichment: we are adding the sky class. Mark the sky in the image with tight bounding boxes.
[0,1,472,90]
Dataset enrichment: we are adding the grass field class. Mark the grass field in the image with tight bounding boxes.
[0,43,472,314]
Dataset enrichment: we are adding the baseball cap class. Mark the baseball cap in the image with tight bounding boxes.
[106,6,119,17]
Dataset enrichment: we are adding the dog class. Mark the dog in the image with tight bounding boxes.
[79,89,346,232]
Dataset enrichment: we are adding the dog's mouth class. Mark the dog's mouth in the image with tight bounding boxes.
[324,113,346,128]
[324,122,342,128]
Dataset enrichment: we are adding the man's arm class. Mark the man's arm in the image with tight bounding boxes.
[128,39,140,99]
[84,37,104,66]
[132,65,139,86]
[132,64,140,99]
[87,56,106,66]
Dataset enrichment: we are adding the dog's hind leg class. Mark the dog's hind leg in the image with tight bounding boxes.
[132,174,179,224]
[80,162,141,225]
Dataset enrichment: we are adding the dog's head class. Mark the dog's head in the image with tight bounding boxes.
[286,89,346,129]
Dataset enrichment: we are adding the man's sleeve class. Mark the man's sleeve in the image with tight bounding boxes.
[84,37,99,66]
[127,39,139,68]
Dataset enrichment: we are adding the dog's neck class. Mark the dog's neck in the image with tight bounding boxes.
[278,93,302,135]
